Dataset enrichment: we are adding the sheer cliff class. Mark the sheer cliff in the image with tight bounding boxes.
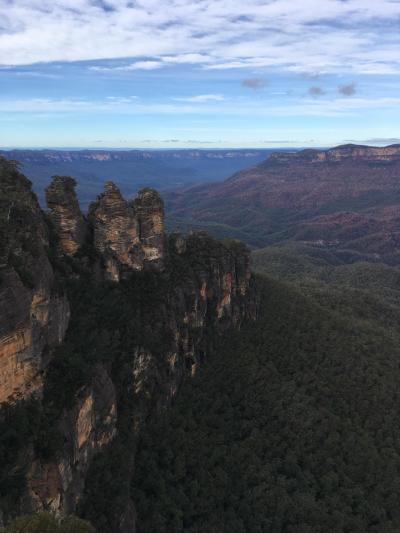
[0,159,69,404]
[0,157,256,531]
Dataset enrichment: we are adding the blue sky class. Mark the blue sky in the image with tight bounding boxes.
[0,0,400,149]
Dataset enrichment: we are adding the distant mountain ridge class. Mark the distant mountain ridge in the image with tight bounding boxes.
[0,148,273,163]
[166,144,400,262]
[265,143,400,164]
[0,148,279,208]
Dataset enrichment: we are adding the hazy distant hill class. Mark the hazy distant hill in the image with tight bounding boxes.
[166,144,400,262]
[0,148,281,208]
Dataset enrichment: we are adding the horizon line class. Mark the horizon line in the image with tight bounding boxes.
[1,142,399,152]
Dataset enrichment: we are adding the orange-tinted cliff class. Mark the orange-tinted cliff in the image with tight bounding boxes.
[0,157,255,531]
[46,176,88,256]
[0,159,69,404]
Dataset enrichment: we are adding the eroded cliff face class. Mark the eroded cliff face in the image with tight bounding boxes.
[0,160,256,531]
[134,188,165,269]
[46,176,88,256]
[25,231,255,529]
[131,232,254,417]
[0,158,69,404]
[268,143,400,164]
[27,367,117,516]
[45,177,167,280]
[89,181,143,280]
[88,183,166,279]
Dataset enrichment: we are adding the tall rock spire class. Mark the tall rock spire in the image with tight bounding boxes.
[46,176,87,255]
[134,188,165,271]
[89,181,143,280]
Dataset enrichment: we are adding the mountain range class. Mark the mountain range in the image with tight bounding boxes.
[0,149,278,209]
[166,144,400,263]
[3,145,400,531]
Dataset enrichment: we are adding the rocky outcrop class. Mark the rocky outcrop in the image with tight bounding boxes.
[89,181,143,280]
[46,178,166,280]
[0,158,69,404]
[0,158,256,530]
[46,176,87,255]
[131,232,254,416]
[89,183,165,280]
[17,231,254,529]
[27,367,117,516]
[268,143,400,164]
[134,188,165,270]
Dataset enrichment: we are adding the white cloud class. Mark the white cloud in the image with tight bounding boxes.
[173,94,225,103]
[90,60,163,71]
[162,53,212,65]
[344,138,400,145]
[0,0,399,76]
[2,95,400,119]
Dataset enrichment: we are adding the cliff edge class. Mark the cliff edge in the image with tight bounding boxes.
[0,159,256,531]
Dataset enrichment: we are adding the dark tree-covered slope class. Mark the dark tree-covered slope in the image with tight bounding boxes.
[133,275,400,533]
[0,155,255,532]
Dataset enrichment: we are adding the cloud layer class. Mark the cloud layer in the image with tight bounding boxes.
[1,0,400,74]
[2,95,400,117]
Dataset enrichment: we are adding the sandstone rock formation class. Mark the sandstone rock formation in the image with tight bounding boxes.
[88,183,165,280]
[27,367,117,516]
[45,177,167,280]
[0,158,69,404]
[267,143,400,164]
[46,176,87,255]
[89,181,143,280]
[134,188,165,269]
[0,158,255,531]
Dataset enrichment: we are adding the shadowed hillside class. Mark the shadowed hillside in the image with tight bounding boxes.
[133,274,400,532]
[167,144,400,262]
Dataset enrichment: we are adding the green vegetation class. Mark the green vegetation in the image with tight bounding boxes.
[252,242,400,329]
[166,215,258,246]
[4,149,400,531]
[0,401,43,518]
[133,275,400,532]
[4,512,93,532]
[43,270,171,414]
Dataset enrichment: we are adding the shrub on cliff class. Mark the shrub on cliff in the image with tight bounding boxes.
[4,512,94,533]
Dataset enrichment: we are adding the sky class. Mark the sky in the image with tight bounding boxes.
[0,0,400,149]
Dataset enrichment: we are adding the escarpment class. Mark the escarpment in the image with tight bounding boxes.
[0,158,256,531]
[0,158,69,404]
[267,143,400,164]
[167,143,400,255]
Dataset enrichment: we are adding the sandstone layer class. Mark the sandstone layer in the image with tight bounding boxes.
[89,181,142,279]
[0,158,69,404]
[0,157,256,531]
[46,176,87,255]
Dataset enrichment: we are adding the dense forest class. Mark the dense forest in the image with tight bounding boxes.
[3,154,400,531]
[133,273,400,532]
